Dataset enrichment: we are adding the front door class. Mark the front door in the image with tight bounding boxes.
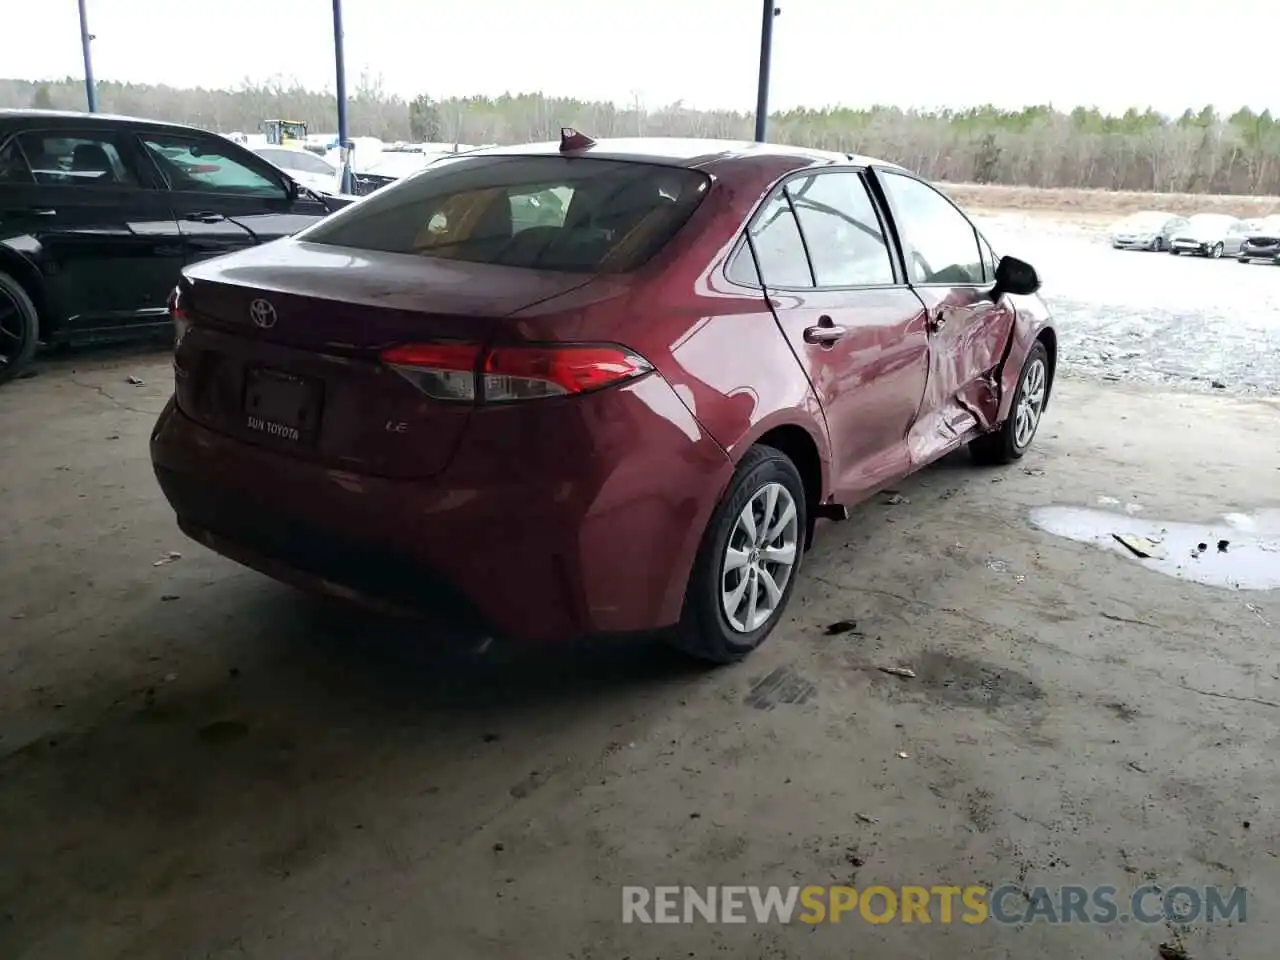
[872,168,1015,464]
[750,170,930,501]
[3,128,184,335]
[135,130,329,266]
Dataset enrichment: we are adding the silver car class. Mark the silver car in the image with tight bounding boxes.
[1109,211,1186,251]
[1168,214,1247,258]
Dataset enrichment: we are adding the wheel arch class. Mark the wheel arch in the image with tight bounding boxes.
[729,414,829,547]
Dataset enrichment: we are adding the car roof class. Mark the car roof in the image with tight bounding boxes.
[463,136,905,173]
[0,108,205,134]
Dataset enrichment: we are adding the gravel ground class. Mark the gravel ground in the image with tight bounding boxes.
[977,214,1280,395]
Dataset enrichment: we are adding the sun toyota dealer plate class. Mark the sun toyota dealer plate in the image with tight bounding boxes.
[243,366,323,443]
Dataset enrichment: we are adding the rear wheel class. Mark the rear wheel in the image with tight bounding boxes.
[970,340,1050,466]
[669,445,807,664]
[0,270,39,387]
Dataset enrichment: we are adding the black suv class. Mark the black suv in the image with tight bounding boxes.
[0,110,353,384]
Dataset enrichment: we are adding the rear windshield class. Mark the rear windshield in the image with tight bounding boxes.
[300,155,710,273]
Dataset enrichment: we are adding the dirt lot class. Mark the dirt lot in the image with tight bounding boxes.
[2,349,1278,960]
[944,182,1280,222]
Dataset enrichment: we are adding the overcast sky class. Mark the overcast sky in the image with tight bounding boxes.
[6,0,1278,116]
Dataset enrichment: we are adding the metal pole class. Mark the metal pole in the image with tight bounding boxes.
[77,0,98,113]
[753,1,778,141]
[333,0,353,193]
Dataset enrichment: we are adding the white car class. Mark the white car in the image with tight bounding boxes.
[252,146,343,196]
[1169,214,1247,259]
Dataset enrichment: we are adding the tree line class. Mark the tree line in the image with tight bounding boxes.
[5,76,1280,196]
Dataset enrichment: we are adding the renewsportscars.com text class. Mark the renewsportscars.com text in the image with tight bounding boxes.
[622,884,1247,925]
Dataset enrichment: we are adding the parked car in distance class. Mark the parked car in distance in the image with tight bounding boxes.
[1108,210,1187,251]
[348,149,446,196]
[151,133,1056,664]
[252,145,344,196]
[0,109,356,385]
[1168,213,1247,258]
[1238,215,1280,264]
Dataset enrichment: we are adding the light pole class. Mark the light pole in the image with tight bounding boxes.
[753,1,780,142]
[333,0,353,193]
[77,0,98,112]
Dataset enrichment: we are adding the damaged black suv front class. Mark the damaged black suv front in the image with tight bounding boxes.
[1239,216,1280,264]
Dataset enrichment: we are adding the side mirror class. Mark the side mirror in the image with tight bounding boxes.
[992,255,1040,298]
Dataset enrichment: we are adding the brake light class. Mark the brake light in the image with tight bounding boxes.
[379,342,653,403]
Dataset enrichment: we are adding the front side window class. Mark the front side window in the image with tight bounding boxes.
[303,155,709,274]
[877,171,983,285]
[141,133,286,198]
[786,172,895,287]
[743,188,812,288]
[16,131,139,188]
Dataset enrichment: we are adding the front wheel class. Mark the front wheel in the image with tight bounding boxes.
[669,445,807,664]
[1211,243,1224,259]
[0,270,40,387]
[970,341,1050,466]
[1153,237,1165,252]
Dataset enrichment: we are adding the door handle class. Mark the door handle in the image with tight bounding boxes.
[927,310,947,332]
[3,208,57,217]
[803,315,847,346]
[183,212,225,223]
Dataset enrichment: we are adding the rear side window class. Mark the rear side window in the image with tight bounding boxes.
[16,131,139,187]
[302,155,710,274]
[787,172,895,286]
[0,138,33,184]
[743,189,812,288]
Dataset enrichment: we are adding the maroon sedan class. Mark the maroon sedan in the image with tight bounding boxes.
[151,132,1055,663]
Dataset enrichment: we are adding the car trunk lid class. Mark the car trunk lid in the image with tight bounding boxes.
[173,240,594,479]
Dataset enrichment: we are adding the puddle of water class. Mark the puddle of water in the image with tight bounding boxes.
[1029,506,1280,590]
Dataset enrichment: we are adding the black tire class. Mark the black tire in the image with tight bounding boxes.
[1239,257,1252,264]
[668,444,808,664]
[1211,243,1224,259]
[0,270,39,386]
[970,340,1051,466]
[1170,248,1181,256]
[1153,237,1165,252]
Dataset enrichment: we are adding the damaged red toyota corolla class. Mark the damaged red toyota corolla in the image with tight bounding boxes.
[150,131,1056,663]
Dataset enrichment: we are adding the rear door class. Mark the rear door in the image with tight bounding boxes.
[3,126,183,335]
[135,130,330,264]
[872,168,1014,460]
[745,168,931,500]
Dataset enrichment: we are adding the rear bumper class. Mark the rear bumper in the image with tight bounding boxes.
[149,376,733,644]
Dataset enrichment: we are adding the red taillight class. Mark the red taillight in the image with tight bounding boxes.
[168,286,191,349]
[381,341,483,402]
[379,342,653,404]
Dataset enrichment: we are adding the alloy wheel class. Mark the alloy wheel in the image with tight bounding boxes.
[0,285,28,371]
[720,482,799,633]
[1013,358,1047,450]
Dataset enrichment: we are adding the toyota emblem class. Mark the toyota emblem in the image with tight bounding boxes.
[249,298,277,329]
